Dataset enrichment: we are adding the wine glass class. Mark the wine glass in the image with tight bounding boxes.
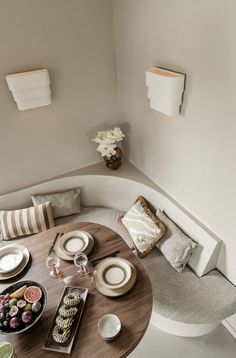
[46,253,62,278]
[74,252,90,276]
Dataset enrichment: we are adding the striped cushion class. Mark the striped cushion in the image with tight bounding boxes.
[121,196,166,257]
[0,201,55,240]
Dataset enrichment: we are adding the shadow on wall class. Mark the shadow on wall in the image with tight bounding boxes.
[217,241,227,279]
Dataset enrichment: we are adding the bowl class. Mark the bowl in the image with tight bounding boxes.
[0,280,47,335]
[0,246,24,274]
[98,314,121,340]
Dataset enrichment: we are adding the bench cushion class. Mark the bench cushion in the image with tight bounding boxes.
[142,248,236,324]
[55,206,134,249]
[56,207,236,324]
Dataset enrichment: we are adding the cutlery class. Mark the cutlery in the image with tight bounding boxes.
[48,232,63,256]
[89,250,120,266]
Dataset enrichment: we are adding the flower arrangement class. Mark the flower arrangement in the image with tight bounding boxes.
[92,127,125,158]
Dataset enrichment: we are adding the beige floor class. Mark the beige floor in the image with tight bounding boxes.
[129,323,236,358]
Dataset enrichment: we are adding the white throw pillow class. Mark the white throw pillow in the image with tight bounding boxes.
[121,196,165,257]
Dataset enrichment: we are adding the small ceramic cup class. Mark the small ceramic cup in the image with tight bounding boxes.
[98,314,121,340]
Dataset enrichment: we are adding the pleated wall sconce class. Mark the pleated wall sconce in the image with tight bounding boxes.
[146,67,186,116]
[5,69,52,110]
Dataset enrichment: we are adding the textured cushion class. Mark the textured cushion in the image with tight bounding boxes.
[0,201,55,240]
[142,248,236,323]
[121,196,165,257]
[31,188,81,218]
[156,209,197,272]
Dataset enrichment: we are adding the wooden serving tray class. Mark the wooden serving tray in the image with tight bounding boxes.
[43,286,89,354]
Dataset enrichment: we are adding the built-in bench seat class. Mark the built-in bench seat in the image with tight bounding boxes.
[56,207,236,335]
[1,172,236,337]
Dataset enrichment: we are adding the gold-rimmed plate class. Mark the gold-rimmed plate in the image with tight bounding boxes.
[58,231,90,256]
[93,261,137,297]
[0,245,30,281]
[55,232,94,261]
[95,257,132,290]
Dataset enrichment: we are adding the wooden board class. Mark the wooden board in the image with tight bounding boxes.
[44,286,88,354]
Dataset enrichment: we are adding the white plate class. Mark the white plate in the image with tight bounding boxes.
[0,246,24,273]
[95,257,132,290]
[55,232,94,261]
[98,314,121,340]
[59,231,90,255]
[0,245,30,281]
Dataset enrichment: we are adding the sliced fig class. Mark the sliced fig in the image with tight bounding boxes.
[9,306,19,317]
[17,300,26,308]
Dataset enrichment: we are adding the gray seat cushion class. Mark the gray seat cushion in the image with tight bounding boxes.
[142,247,236,324]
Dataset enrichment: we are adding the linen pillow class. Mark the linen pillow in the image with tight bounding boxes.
[156,209,197,272]
[31,188,81,218]
[121,196,165,257]
[0,201,55,240]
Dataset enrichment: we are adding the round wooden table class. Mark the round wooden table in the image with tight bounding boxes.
[0,222,153,358]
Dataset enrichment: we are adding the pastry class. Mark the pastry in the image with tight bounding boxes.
[56,315,74,329]
[52,324,70,344]
[59,304,78,318]
[63,292,80,307]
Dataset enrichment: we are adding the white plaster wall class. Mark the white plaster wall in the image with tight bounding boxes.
[0,0,117,194]
[113,0,236,285]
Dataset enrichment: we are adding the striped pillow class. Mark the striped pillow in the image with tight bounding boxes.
[0,201,55,240]
[121,196,166,257]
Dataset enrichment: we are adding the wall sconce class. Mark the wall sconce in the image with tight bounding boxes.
[146,67,186,116]
[5,69,52,110]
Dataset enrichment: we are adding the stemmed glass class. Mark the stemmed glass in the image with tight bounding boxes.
[46,252,62,278]
[74,252,90,276]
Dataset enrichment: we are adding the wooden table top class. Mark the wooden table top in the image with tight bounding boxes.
[0,222,153,358]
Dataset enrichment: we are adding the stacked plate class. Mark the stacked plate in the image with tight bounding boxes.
[54,230,94,261]
[0,244,30,280]
[93,257,137,297]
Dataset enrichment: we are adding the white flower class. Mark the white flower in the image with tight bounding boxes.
[92,127,125,158]
[96,142,116,158]
[112,127,125,142]
[92,127,125,145]
[92,131,109,144]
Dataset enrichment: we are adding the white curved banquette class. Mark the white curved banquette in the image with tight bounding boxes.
[0,174,235,337]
